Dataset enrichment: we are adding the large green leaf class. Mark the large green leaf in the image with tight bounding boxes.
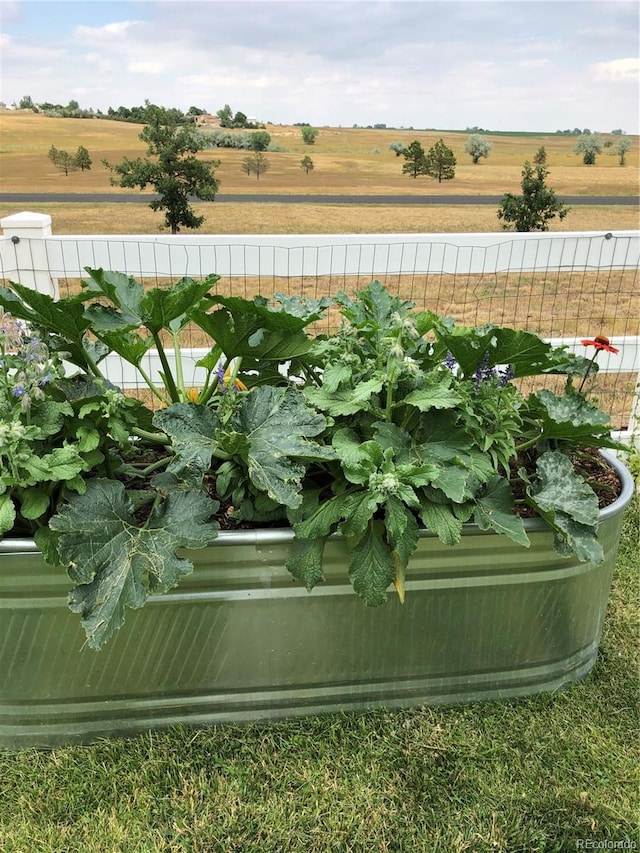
[50,479,219,649]
[285,536,327,591]
[385,495,420,566]
[339,490,383,537]
[153,403,221,485]
[232,386,335,508]
[529,451,600,527]
[348,519,396,606]
[293,491,360,539]
[0,494,16,537]
[22,445,87,486]
[419,501,463,546]
[474,476,530,546]
[83,269,218,335]
[490,329,556,377]
[435,323,554,378]
[332,430,383,484]
[404,373,462,412]
[533,390,613,441]
[141,276,219,333]
[192,293,322,362]
[304,376,384,416]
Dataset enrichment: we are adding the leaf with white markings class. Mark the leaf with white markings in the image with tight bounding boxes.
[50,479,219,649]
[230,386,335,508]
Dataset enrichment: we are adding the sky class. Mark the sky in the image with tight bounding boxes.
[0,0,638,133]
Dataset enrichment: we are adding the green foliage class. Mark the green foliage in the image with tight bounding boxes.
[533,146,547,164]
[48,144,78,175]
[51,480,220,649]
[401,140,427,178]
[423,138,456,183]
[241,151,270,179]
[301,126,319,145]
[0,275,625,648]
[497,161,570,231]
[611,135,632,165]
[573,133,603,165]
[249,130,271,151]
[104,105,220,233]
[464,133,493,164]
[300,155,314,174]
[389,141,407,157]
[74,145,92,171]
[0,308,147,540]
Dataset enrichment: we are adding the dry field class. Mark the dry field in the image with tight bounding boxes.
[1,112,637,427]
[1,112,639,200]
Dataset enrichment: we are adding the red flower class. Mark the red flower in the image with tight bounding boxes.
[580,335,619,354]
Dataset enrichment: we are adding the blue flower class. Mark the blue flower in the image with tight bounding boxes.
[12,384,26,397]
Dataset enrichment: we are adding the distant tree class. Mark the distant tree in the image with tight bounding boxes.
[301,127,319,145]
[249,131,271,151]
[187,106,207,116]
[73,145,92,171]
[402,140,428,178]
[48,145,78,176]
[216,104,233,128]
[67,99,80,112]
[19,95,35,110]
[300,155,314,174]
[573,133,603,165]
[611,129,625,135]
[389,141,407,157]
[533,146,547,165]
[464,134,493,164]
[241,152,270,180]
[104,105,220,233]
[611,136,631,166]
[424,138,456,183]
[233,111,248,128]
[497,161,570,232]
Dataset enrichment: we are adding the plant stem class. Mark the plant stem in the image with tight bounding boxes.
[151,331,180,403]
[134,362,170,405]
[171,330,186,398]
[131,426,171,445]
[578,351,599,394]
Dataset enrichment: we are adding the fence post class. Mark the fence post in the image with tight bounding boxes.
[0,211,58,298]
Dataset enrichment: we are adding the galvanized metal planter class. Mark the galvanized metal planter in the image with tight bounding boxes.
[0,452,633,749]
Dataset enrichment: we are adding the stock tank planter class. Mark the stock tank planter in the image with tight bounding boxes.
[0,452,633,750]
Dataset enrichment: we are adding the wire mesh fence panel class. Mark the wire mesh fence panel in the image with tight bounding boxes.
[1,230,638,431]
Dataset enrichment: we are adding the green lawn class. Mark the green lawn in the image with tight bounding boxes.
[1,497,638,853]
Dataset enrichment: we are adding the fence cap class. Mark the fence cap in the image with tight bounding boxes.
[1,211,52,234]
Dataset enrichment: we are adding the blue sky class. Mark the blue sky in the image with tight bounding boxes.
[1,0,638,132]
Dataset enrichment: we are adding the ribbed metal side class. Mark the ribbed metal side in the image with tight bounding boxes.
[0,453,633,748]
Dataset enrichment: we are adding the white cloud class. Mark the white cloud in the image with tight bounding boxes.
[1,1,638,132]
[127,61,165,75]
[74,21,142,40]
[592,58,639,82]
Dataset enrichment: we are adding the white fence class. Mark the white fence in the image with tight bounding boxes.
[1,212,638,441]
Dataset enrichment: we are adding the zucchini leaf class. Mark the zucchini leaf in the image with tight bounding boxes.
[50,479,219,650]
[230,385,335,508]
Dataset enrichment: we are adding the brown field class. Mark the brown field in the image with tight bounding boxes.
[0,202,638,236]
[1,112,637,428]
[1,112,639,200]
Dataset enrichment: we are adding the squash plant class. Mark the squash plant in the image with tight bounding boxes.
[0,272,624,649]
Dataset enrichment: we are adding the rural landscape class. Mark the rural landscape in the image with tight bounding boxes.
[1,109,638,235]
[1,102,639,853]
